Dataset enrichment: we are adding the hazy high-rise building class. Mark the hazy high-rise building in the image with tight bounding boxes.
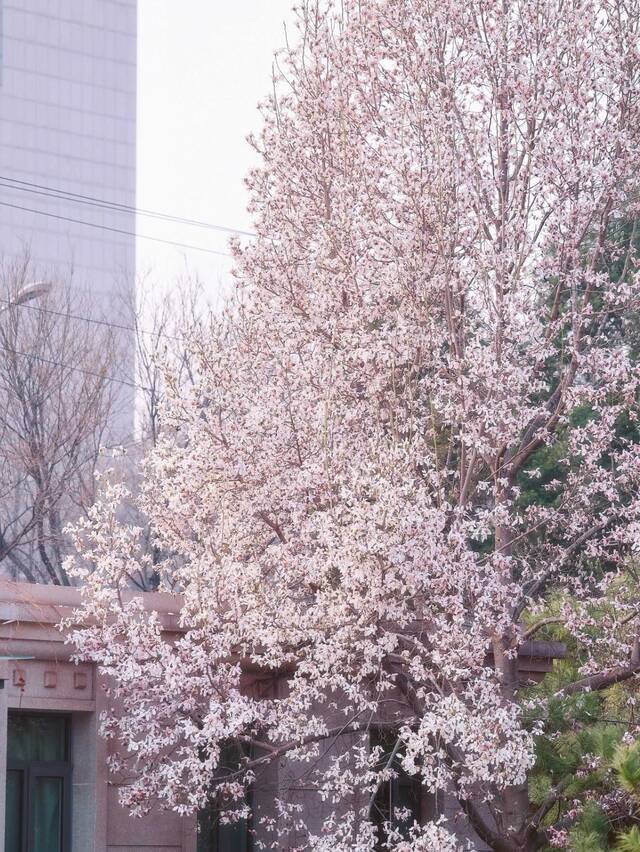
[0,0,137,437]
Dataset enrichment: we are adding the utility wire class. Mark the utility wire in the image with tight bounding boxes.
[0,297,187,344]
[0,343,149,391]
[0,200,235,258]
[0,175,257,238]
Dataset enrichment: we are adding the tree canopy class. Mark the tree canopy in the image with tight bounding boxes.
[68,1,640,849]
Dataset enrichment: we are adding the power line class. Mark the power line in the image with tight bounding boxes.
[0,200,235,258]
[0,297,186,343]
[0,175,257,238]
[0,178,252,235]
[0,343,149,391]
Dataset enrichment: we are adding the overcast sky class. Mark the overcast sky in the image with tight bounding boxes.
[136,1,295,297]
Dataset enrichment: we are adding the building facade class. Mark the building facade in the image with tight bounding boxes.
[0,0,137,440]
[0,582,196,852]
[0,582,565,852]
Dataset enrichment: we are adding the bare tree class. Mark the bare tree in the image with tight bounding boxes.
[0,259,119,584]
[132,273,206,448]
[115,273,209,590]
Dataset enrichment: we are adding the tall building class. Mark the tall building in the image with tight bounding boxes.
[0,0,137,438]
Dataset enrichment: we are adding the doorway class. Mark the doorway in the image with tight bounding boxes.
[5,712,72,852]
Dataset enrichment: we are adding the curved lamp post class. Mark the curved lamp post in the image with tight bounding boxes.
[0,280,52,316]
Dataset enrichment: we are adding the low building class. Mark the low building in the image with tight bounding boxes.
[0,581,564,851]
[0,581,195,852]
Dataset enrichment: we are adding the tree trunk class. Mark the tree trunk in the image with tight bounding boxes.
[491,519,536,851]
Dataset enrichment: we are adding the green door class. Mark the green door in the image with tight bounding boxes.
[4,770,22,852]
[197,741,251,852]
[5,714,71,852]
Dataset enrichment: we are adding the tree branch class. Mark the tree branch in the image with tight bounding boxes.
[521,617,565,641]
[556,664,640,698]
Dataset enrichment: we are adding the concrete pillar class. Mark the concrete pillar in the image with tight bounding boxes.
[0,659,9,850]
[182,813,198,852]
[71,711,99,851]
[92,671,109,852]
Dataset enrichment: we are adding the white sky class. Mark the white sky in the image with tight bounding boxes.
[136,1,296,299]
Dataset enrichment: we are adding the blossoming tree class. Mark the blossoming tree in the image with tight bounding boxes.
[68,0,640,849]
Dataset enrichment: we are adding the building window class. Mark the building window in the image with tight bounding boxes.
[5,712,72,852]
[370,728,422,849]
[197,741,252,852]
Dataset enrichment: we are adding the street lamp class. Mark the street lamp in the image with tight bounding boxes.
[0,280,52,316]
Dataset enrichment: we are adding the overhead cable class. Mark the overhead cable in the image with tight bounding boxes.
[0,200,235,257]
[0,343,149,391]
[0,297,186,343]
[0,174,256,238]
